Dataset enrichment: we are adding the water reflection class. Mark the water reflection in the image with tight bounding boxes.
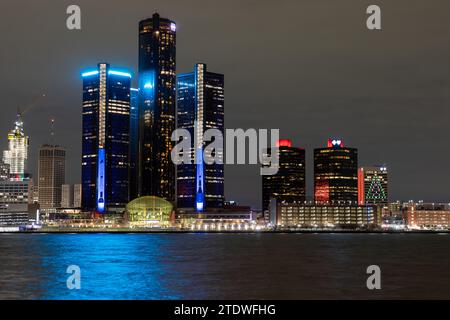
[0,233,449,299]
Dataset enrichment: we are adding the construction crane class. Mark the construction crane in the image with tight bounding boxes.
[17,93,46,117]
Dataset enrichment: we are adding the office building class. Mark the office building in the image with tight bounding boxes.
[61,184,73,208]
[358,166,388,206]
[0,177,34,226]
[3,114,29,181]
[38,145,66,210]
[0,179,32,206]
[81,63,131,212]
[73,184,82,208]
[138,13,176,201]
[0,113,34,223]
[0,161,9,181]
[405,203,450,229]
[262,139,305,215]
[269,199,380,229]
[62,184,82,208]
[314,139,358,204]
[177,63,224,211]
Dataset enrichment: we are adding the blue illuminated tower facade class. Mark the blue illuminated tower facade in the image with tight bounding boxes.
[138,13,176,201]
[81,63,131,213]
[177,63,224,211]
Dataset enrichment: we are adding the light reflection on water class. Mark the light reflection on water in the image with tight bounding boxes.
[0,233,449,299]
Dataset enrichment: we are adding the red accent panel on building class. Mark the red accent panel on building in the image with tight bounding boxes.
[327,139,333,148]
[314,180,329,204]
[358,168,365,205]
[277,139,292,148]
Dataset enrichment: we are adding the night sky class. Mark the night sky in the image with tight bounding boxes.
[1,0,450,208]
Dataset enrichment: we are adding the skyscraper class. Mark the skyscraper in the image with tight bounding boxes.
[358,166,388,206]
[262,139,306,214]
[138,13,176,201]
[81,63,131,213]
[177,63,225,211]
[0,114,33,218]
[314,139,358,204]
[129,88,139,200]
[38,145,66,210]
[3,114,29,181]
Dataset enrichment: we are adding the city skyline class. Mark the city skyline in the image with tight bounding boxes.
[2,1,450,207]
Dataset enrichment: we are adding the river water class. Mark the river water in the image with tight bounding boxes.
[0,233,449,299]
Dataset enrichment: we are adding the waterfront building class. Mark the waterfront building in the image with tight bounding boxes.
[125,196,173,228]
[38,145,65,210]
[0,178,34,226]
[176,211,255,231]
[81,63,131,212]
[0,209,30,227]
[269,199,380,229]
[2,114,29,181]
[314,139,358,204]
[358,166,388,206]
[406,203,450,229]
[177,63,225,211]
[262,139,305,216]
[138,13,176,201]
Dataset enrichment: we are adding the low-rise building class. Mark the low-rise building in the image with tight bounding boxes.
[177,205,256,230]
[269,199,380,229]
[406,203,450,229]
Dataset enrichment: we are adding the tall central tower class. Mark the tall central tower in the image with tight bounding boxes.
[138,13,176,201]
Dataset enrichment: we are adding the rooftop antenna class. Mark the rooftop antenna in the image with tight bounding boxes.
[50,117,55,137]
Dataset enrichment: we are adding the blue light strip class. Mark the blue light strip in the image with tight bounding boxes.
[108,70,132,78]
[195,66,205,212]
[97,148,106,213]
[196,148,205,212]
[82,70,99,77]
